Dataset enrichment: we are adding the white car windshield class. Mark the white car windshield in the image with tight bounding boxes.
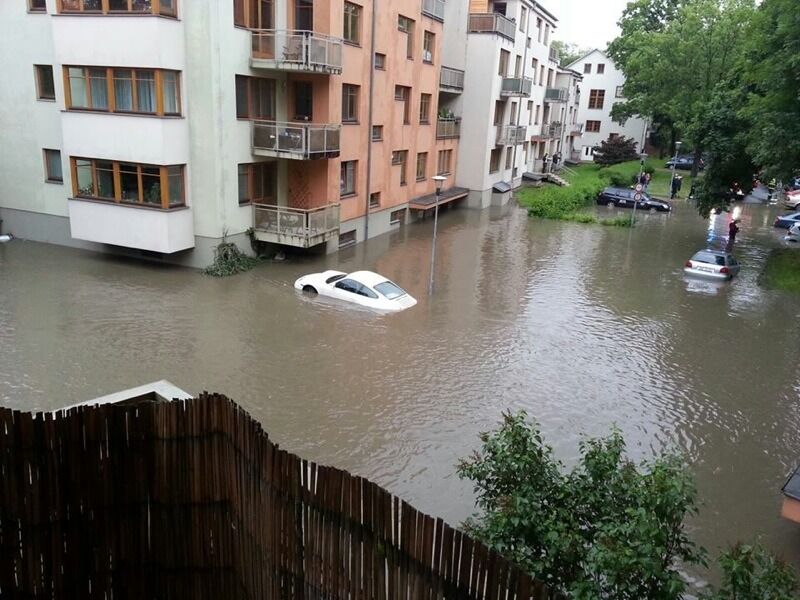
[692,252,725,266]
[375,281,406,300]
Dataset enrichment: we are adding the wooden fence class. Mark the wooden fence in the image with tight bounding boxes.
[0,394,557,599]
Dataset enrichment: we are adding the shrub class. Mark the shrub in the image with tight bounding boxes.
[593,136,640,166]
[203,240,259,277]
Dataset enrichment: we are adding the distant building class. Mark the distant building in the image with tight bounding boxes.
[566,49,648,162]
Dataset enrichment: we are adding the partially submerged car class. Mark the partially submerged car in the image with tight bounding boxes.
[684,249,740,280]
[294,270,417,312]
[597,187,671,212]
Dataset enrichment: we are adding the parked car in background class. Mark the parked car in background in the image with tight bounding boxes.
[597,187,672,212]
[774,212,800,229]
[684,250,740,280]
[294,270,417,312]
[666,155,705,171]
[783,189,800,209]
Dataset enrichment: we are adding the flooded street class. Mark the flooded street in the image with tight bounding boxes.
[2,198,800,573]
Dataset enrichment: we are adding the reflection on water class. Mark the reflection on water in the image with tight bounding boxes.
[2,199,800,574]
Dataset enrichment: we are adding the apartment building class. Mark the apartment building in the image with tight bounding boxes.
[566,49,648,161]
[0,0,459,266]
[441,0,562,208]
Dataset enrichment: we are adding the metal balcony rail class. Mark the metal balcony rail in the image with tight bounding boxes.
[468,13,516,41]
[253,202,340,246]
[421,0,445,21]
[501,77,533,97]
[497,125,528,145]
[549,46,560,63]
[545,87,569,102]
[252,120,341,159]
[439,66,465,92]
[436,118,461,139]
[251,30,343,74]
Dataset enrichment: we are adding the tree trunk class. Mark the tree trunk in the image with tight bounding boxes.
[691,146,702,178]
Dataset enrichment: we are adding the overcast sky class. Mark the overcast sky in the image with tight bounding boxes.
[541,0,631,50]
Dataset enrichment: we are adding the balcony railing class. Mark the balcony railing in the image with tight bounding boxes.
[252,203,340,248]
[501,77,533,97]
[570,122,584,135]
[545,87,569,103]
[439,66,465,93]
[549,46,560,64]
[251,30,343,74]
[496,125,528,145]
[436,118,461,139]
[422,0,445,21]
[548,122,564,138]
[252,120,341,160]
[468,13,516,41]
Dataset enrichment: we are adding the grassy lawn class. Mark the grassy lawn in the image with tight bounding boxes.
[648,167,696,199]
[760,249,800,293]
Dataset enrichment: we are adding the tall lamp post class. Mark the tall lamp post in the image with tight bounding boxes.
[631,151,648,226]
[669,140,683,199]
[428,175,447,296]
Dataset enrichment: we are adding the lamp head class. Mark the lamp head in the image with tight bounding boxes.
[433,175,447,192]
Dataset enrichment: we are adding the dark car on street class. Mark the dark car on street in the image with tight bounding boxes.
[666,155,705,171]
[597,187,672,212]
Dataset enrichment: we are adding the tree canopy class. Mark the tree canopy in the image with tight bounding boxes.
[593,136,640,166]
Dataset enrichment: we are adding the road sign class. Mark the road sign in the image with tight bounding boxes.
[634,192,643,201]
[635,183,644,192]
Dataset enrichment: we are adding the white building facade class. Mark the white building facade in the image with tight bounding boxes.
[566,49,648,162]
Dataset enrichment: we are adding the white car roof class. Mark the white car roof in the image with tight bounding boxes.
[347,270,391,287]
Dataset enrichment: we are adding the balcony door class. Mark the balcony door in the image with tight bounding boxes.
[296,0,313,31]
[252,0,274,29]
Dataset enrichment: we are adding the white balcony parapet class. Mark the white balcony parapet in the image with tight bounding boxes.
[468,13,516,41]
[421,0,445,21]
[496,125,528,145]
[501,77,533,97]
[439,66,465,93]
[252,203,340,248]
[251,30,343,74]
[252,120,340,160]
[436,118,461,139]
[545,87,569,102]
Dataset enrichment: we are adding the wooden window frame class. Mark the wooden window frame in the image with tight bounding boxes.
[585,120,601,133]
[369,192,381,209]
[398,15,414,59]
[489,148,502,174]
[419,93,431,124]
[371,125,383,141]
[235,75,276,121]
[588,89,605,110]
[56,0,178,17]
[43,149,63,183]
[34,65,56,101]
[342,84,359,123]
[343,2,361,45]
[422,31,434,64]
[70,156,185,209]
[415,152,427,182]
[238,161,277,206]
[437,149,452,176]
[340,161,357,197]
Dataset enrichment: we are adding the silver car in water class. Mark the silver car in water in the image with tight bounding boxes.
[684,249,740,280]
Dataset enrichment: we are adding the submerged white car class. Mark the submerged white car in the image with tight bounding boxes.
[683,249,740,280]
[294,270,417,312]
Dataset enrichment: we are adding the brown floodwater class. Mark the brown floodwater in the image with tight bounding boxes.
[2,199,800,577]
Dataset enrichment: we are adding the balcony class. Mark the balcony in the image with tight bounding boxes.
[468,13,516,41]
[545,87,569,103]
[439,66,465,93]
[421,0,445,21]
[496,125,528,145]
[549,46,560,64]
[68,198,194,254]
[251,30,343,75]
[252,203,340,248]
[570,123,584,136]
[436,118,461,139]
[501,77,533,97]
[548,122,564,138]
[252,120,340,160]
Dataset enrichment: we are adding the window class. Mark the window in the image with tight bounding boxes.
[527,37,531,48]
[398,16,414,59]
[547,68,554,87]
[235,75,276,119]
[532,57,538,74]
[29,0,46,12]
[597,63,605,74]
[390,208,405,225]
[371,125,383,141]
[615,85,625,98]
[437,149,452,175]
[423,31,435,63]
[539,65,545,85]
[238,162,277,205]
[534,104,540,124]
[374,53,386,70]
[608,133,619,140]
[419,93,431,123]
[493,101,504,126]
[536,17,543,42]
[294,81,313,120]
[509,102,518,124]
[498,49,509,76]
[71,157,185,208]
[519,6,527,31]
[338,230,357,248]
[489,148,502,173]
[340,161,357,196]
[65,66,181,116]
[34,65,55,101]
[295,0,313,29]
[59,0,177,16]
[544,24,550,44]
[342,84,359,122]
[416,152,427,181]
[588,89,605,109]
[527,100,533,125]
[343,2,361,44]
[43,149,62,183]
[505,147,513,170]
[369,192,381,209]
[583,63,592,74]
[392,150,408,185]
[234,0,274,28]
[395,85,411,124]
[586,120,601,132]
[514,55,522,78]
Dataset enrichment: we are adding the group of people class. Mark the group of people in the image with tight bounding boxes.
[541,152,562,173]
[637,171,653,190]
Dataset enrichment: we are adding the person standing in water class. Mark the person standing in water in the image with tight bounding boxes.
[726,218,740,252]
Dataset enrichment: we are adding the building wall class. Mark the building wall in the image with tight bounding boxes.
[567,49,647,161]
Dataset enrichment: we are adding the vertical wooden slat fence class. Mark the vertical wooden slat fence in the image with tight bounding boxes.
[0,394,558,599]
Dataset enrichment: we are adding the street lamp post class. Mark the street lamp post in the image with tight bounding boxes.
[669,140,683,199]
[631,151,648,226]
[428,175,447,296]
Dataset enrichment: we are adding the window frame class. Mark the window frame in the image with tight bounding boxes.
[343,2,362,45]
[340,160,357,197]
[34,65,56,101]
[615,85,625,98]
[505,147,513,170]
[436,149,452,176]
[235,75,276,120]
[419,93,431,124]
[374,53,386,70]
[588,89,605,110]
[398,15,415,59]
[238,161,277,206]
[584,63,592,74]
[342,84,360,123]
[395,85,411,124]
[597,63,606,74]
[371,125,383,141]
[422,30,435,64]
[416,152,427,182]
[43,149,63,184]
[489,148,502,174]
[369,191,381,209]
[585,120,601,133]
[29,0,47,13]
[392,150,408,186]
[498,49,510,77]
[57,0,178,17]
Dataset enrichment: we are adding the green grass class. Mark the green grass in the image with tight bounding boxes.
[647,167,696,199]
[760,249,800,293]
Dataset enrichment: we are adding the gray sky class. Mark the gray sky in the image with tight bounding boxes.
[541,0,631,50]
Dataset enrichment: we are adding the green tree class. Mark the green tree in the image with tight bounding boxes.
[457,412,703,599]
[551,41,590,68]
[593,136,640,166]
[704,543,798,599]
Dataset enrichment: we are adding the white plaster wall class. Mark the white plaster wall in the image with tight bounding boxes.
[441,0,468,72]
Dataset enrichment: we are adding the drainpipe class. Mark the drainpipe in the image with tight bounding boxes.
[363,0,377,243]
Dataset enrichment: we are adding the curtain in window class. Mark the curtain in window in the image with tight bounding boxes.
[89,68,108,110]
[136,71,156,113]
[162,71,179,114]
[68,68,88,108]
[114,70,133,111]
